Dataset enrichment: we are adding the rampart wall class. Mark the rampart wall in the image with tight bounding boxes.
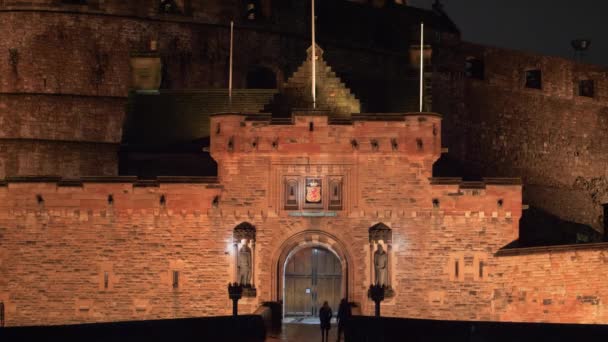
[0,2,432,177]
[434,42,608,232]
[1,112,606,327]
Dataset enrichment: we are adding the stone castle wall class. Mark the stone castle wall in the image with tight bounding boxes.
[434,42,608,232]
[2,112,608,326]
[0,3,425,178]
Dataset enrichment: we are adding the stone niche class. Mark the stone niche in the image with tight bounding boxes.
[368,222,395,298]
[233,222,257,297]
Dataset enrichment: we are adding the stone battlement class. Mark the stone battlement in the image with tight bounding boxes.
[210,112,442,157]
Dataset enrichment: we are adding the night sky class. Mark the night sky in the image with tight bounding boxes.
[409,0,607,66]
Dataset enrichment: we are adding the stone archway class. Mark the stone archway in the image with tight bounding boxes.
[283,246,341,317]
[271,230,354,315]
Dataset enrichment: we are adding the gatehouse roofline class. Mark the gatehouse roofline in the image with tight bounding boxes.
[210,111,443,125]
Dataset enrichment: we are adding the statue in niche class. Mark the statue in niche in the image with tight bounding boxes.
[238,243,252,286]
[374,244,388,286]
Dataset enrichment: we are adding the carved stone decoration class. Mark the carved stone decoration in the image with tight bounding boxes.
[369,223,392,244]
[233,222,256,242]
[233,222,257,297]
[238,244,252,285]
[374,244,388,286]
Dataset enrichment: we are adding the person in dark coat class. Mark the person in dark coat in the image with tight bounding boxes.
[336,298,351,341]
[319,301,333,342]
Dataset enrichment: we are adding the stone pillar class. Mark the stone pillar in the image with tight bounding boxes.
[228,283,243,316]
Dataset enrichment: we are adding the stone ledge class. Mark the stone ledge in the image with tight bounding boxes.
[430,177,522,187]
[219,112,442,126]
[1,176,220,185]
[495,242,608,257]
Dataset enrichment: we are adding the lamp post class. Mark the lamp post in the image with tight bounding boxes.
[228,282,243,316]
[368,284,385,317]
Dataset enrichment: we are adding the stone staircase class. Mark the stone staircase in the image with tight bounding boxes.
[264,44,361,117]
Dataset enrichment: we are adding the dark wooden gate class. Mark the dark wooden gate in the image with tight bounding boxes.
[284,247,342,316]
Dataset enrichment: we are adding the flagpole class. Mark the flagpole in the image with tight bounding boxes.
[311,0,316,109]
[229,20,234,110]
[419,22,424,112]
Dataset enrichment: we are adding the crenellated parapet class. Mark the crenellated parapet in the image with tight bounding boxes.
[0,176,222,215]
[210,111,443,159]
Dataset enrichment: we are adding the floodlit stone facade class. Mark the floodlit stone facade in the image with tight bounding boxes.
[2,0,608,329]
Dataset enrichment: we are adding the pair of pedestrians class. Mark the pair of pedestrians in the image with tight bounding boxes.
[319,298,351,342]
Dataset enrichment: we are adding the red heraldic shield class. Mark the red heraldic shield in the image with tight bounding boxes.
[306,179,322,203]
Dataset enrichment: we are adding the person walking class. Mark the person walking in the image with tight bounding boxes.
[319,301,333,342]
[336,298,351,341]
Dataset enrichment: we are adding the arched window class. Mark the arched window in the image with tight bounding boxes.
[246,66,277,89]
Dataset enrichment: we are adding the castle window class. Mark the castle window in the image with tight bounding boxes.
[103,271,109,289]
[525,69,542,89]
[246,0,260,20]
[172,271,180,289]
[284,178,300,210]
[578,80,594,98]
[465,58,484,80]
[159,0,182,14]
[454,260,459,278]
[479,261,484,279]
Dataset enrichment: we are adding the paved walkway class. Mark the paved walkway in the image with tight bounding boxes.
[266,323,340,342]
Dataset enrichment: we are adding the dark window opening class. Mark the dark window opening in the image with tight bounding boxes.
[579,80,595,97]
[454,260,459,278]
[246,66,277,89]
[172,271,179,289]
[309,122,314,132]
[103,271,109,289]
[432,198,440,208]
[465,58,484,80]
[245,0,260,20]
[525,69,542,89]
[159,0,181,14]
[479,261,484,278]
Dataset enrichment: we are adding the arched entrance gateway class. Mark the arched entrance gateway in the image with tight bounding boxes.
[272,231,353,319]
[284,247,341,317]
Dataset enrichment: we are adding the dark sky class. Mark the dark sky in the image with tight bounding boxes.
[408,0,607,66]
